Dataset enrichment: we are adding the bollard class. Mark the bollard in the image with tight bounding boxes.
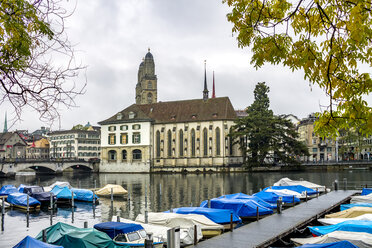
[276,197,282,214]
[292,195,295,207]
[50,193,53,210]
[230,212,233,231]
[117,215,120,222]
[71,191,74,208]
[145,233,154,248]
[305,191,308,202]
[42,229,47,242]
[145,210,148,224]
[111,188,114,203]
[256,206,259,221]
[343,178,347,190]
[84,221,88,228]
[27,194,29,213]
[194,225,198,245]
[334,180,338,191]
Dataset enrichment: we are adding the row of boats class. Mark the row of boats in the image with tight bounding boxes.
[0,182,128,210]
[9,177,345,248]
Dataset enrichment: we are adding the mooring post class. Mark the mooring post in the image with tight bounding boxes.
[84,221,88,228]
[249,189,253,195]
[305,191,308,202]
[26,194,29,213]
[145,210,148,224]
[42,229,47,242]
[117,215,120,222]
[194,225,198,245]
[256,206,259,221]
[277,197,282,214]
[343,178,347,190]
[230,212,233,231]
[292,195,295,207]
[316,188,319,198]
[128,186,131,202]
[207,199,211,208]
[78,179,81,189]
[110,187,113,203]
[50,193,53,210]
[1,198,4,215]
[334,180,338,191]
[94,179,97,190]
[159,183,162,196]
[145,232,154,248]
[92,190,96,206]
[71,191,74,208]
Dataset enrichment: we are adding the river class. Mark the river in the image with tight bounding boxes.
[0,170,371,246]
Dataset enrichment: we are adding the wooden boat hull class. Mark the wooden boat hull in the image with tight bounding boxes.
[10,204,40,211]
[202,229,222,238]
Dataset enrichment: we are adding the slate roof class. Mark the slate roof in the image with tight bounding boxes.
[0,132,27,146]
[99,97,237,125]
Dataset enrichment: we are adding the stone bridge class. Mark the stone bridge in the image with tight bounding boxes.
[0,160,99,177]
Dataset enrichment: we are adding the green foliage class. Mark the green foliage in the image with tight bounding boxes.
[230,82,309,169]
[72,124,88,130]
[224,0,372,137]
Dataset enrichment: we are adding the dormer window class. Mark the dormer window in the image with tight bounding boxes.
[191,114,197,119]
[129,111,135,119]
[212,113,218,118]
[171,115,176,120]
[117,113,123,120]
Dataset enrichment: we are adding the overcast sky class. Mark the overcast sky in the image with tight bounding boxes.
[2,0,330,132]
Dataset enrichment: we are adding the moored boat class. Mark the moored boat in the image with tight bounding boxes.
[296,240,360,248]
[215,193,276,209]
[273,177,326,192]
[94,222,164,248]
[71,188,99,203]
[23,186,56,207]
[13,235,63,248]
[291,231,372,248]
[340,203,372,211]
[325,207,372,218]
[351,193,372,204]
[0,185,18,196]
[7,193,40,211]
[50,186,76,206]
[44,181,71,192]
[308,220,372,236]
[95,184,127,197]
[361,188,372,196]
[264,185,318,199]
[253,190,300,206]
[318,214,372,225]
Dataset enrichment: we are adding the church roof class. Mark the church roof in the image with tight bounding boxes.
[145,51,153,60]
[99,97,237,125]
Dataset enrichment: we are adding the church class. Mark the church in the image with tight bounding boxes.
[99,50,242,172]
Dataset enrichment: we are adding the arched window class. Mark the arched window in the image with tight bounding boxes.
[216,127,221,156]
[122,150,127,160]
[108,150,117,161]
[191,129,196,157]
[179,129,184,157]
[147,81,152,89]
[167,130,172,157]
[147,93,153,104]
[156,131,161,158]
[133,149,142,160]
[203,128,208,156]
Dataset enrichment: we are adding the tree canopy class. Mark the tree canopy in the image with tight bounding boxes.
[223,0,372,137]
[230,82,309,169]
[0,0,85,124]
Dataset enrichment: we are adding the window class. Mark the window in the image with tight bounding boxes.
[179,130,184,156]
[120,133,128,144]
[133,132,141,144]
[327,147,332,152]
[167,130,172,157]
[216,127,221,156]
[147,93,153,104]
[108,134,116,145]
[133,149,142,160]
[120,125,128,131]
[108,150,117,161]
[191,129,196,157]
[313,148,318,153]
[108,126,116,131]
[122,150,127,160]
[129,111,135,119]
[203,128,208,156]
[156,131,161,157]
[132,124,141,130]
[147,81,152,89]
[116,113,123,120]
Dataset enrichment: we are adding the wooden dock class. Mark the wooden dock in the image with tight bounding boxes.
[194,190,358,248]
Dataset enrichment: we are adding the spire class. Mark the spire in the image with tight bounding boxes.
[3,112,7,133]
[212,71,216,98]
[203,60,209,100]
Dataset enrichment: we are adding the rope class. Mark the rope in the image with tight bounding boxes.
[294,226,308,234]
[279,237,293,246]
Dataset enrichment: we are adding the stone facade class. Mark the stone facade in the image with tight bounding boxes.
[0,132,27,159]
[136,49,157,105]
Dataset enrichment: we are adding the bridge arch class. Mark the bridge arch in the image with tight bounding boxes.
[62,163,93,172]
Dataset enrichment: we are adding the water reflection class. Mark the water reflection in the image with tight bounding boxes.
[0,170,371,246]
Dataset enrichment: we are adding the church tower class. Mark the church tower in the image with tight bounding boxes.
[135,49,158,105]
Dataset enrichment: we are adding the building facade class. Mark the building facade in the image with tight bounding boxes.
[99,50,242,172]
[48,129,101,160]
[26,138,50,159]
[0,132,27,159]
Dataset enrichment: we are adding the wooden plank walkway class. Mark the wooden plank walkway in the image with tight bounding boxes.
[194,190,357,248]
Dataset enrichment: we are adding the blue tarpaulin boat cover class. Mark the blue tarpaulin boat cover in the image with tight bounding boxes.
[165,207,242,224]
[216,193,276,209]
[17,184,28,193]
[340,203,372,211]
[253,190,300,204]
[361,188,372,196]
[264,185,318,195]
[72,188,99,202]
[51,186,76,199]
[7,193,40,207]
[298,240,359,248]
[308,220,372,236]
[200,198,273,217]
[13,236,63,248]
[94,222,143,239]
[0,185,18,196]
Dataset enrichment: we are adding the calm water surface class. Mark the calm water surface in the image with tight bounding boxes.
[0,170,371,246]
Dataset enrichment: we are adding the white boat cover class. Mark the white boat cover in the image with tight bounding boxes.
[265,188,304,198]
[95,184,127,196]
[318,214,372,225]
[291,231,372,248]
[114,215,201,246]
[351,193,372,203]
[136,213,203,242]
[273,178,326,192]
[325,207,372,218]
[44,181,72,192]
[136,212,223,231]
